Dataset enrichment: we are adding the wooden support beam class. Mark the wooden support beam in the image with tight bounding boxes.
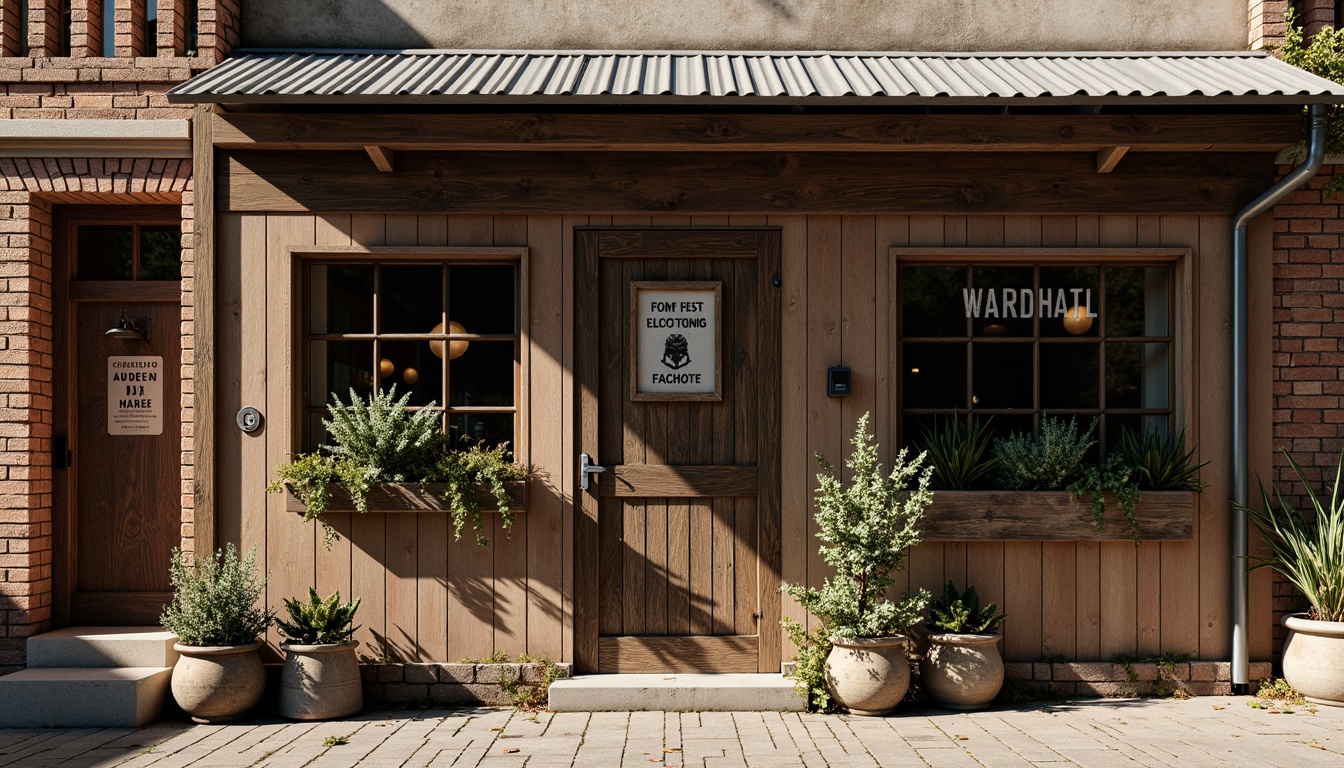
[1097,145,1130,173]
[215,113,1302,153]
[364,145,395,172]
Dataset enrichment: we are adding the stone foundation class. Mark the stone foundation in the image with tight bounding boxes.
[360,662,572,709]
[1001,661,1275,698]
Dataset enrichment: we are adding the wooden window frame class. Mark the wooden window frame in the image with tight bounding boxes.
[292,246,529,467]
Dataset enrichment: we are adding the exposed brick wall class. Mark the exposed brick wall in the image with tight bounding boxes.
[1270,163,1344,663]
[1294,0,1337,35]
[1251,0,1290,49]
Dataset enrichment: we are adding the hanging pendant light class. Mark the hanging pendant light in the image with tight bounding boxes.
[105,308,148,343]
[429,321,469,360]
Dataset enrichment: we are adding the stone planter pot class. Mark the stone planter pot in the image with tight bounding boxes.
[171,642,266,723]
[919,633,1004,711]
[1281,613,1344,707]
[279,640,363,720]
[824,635,910,716]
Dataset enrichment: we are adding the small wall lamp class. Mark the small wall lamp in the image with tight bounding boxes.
[105,309,148,343]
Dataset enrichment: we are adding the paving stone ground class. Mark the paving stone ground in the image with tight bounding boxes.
[1,697,1342,767]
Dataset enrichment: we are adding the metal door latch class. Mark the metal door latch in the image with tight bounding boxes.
[580,452,607,492]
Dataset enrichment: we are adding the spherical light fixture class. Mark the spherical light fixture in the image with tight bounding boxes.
[1063,306,1094,335]
[429,321,469,360]
[402,367,419,386]
[980,323,1010,337]
[379,358,395,378]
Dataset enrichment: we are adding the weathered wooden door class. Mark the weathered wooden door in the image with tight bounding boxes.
[576,229,781,673]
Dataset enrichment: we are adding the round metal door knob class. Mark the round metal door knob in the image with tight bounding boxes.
[236,406,264,433]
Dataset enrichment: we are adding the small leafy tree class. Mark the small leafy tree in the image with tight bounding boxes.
[782,413,932,708]
[1277,9,1344,195]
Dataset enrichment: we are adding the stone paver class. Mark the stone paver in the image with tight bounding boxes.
[0,697,1341,767]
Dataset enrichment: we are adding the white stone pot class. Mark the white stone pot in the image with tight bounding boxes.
[171,642,266,723]
[279,640,363,720]
[824,635,910,716]
[1281,613,1344,707]
[919,633,1004,711]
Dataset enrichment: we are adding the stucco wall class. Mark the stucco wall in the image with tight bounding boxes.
[241,0,1250,52]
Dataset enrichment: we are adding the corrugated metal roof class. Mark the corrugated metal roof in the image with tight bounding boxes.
[167,49,1344,105]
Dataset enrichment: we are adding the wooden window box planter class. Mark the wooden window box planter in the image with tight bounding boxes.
[921,490,1196,541]
[283,481,527,514]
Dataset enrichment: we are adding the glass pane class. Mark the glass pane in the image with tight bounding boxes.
[1105,413,1173,458]
[901,343,967,410]
[902,413,941,454]
[449,265,516,336]
[1106,342,1169,409]
[1040,265,1100,338]
[1040,343,1100,409]
[969,266,1034,337]
[380,265,443,335]
[379,339,443,408]
[144,0,158,56]
[309,340,374,408]
[448,341,515,407]
[901,266,967,338]
[307,412,329,452]
[139,226,181,280]
[311,264,374,335]
[76,225,133,280]
[981,413,1035,448]
[973,342,1033,409]
[447,412,515,452]
[1106,266,1169,337]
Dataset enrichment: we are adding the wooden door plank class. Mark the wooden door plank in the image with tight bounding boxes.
[621,257,650,638]
[710,255,737,637]
[574,228,601,672]
[600,465,758,497]
[597,256,627,638]
[757,229,784,673]
[1041,542,1078,659]
[265,214,316,654]
[1196,215,1233,661]
[690,500,715,636]
[1003,541,1043,662]
[646,496,670,636]
[733,256,761,639]
[598,636,759,673]
[215,213,245,551]
[237,215,269,628]
[560,216,584,664]
[643,254,674,637]
[773,216,809,656]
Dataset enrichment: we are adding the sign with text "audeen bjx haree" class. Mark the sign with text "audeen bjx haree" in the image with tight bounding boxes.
[631,281,721,401]
[108,356,163,435]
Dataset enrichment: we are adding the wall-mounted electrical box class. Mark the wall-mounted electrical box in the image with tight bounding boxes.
[827,366,852,398]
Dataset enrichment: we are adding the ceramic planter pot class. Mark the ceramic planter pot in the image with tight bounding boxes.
[279,640,363,720]
[919,633,1004,710]
[171,642,266,723]
[824,635,910,716]
[1281,614,1344,707]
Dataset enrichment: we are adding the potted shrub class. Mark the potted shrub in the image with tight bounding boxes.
[269,386,527,548]
[160,544,274,723]
[277,588,363,720]
[783,413,932,716]
[919,581,1007,710]
[1244,451,1344,707]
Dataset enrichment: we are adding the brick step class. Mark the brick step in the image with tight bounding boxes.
[0,667,173,728]
[548,673,805,712]
[26,627,179,669]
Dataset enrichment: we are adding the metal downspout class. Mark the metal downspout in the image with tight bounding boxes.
[1231,103,1328,692]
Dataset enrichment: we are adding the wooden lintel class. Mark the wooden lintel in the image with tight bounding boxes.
[216,113,1301,153]
[364,144,395,172]
[1096,145,1130,173]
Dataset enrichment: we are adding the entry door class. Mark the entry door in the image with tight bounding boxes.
[576,229,781,673]
[54,211,183,626]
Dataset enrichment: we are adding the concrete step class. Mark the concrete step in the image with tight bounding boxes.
[0,667,173,728]
[26,626,179,669]
[548,673,805,712]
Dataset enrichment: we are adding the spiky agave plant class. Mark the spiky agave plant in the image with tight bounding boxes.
[1115,427,1207,492]
[927,580,1006,635]
[920,415,997,490]
[277,588,362,645]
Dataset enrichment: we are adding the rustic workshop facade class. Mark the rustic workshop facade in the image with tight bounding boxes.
[2,0,1344,699]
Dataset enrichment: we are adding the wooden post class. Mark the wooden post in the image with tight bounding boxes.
[192,104,216,555]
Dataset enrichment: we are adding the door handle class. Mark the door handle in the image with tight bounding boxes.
[580,453,607,492]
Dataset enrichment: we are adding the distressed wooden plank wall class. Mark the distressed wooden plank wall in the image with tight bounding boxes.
[216,211,1270,664]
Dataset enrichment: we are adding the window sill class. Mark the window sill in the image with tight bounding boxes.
[283,481,526,514]
[922,490,1195,541]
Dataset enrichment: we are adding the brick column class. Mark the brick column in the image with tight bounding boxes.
[198,0,238,63]
[113,0,145,58]
[0,178,55,676]
[68,0,100,57]
[1251,0,1290,49]
[28,0,66,58]
[0,0,22,57]
[1297,0,1336,36]
[157,0,187,57]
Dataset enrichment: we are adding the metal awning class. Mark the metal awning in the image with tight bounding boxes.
[167,49,1344,106]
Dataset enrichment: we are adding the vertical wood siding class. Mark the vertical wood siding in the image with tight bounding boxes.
[218,212,1269,664]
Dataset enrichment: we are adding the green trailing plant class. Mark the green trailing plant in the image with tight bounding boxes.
[269,387,527,549]
[781,620,836,712]
[993,416,1096,490]
[1276,9,1344,196]
[783,413,932,641]
[160,544,274,647]
[927,580,1006,635]
[1242,451,1344,623]
[1068,454,1144,544]
[920,415,998,490]
[276,588,361,645]
[1115,428,1207,493]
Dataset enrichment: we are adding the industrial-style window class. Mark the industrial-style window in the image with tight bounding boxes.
[303,259,520,454]
[899,262,1173,456]
[74,223,182,280]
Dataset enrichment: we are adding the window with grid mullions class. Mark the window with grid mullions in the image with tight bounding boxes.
[899,262,1173,458]
[303,260,519,454]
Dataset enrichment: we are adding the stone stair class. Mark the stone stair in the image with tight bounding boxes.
[0,627,177,728]
[548,673,805,712]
